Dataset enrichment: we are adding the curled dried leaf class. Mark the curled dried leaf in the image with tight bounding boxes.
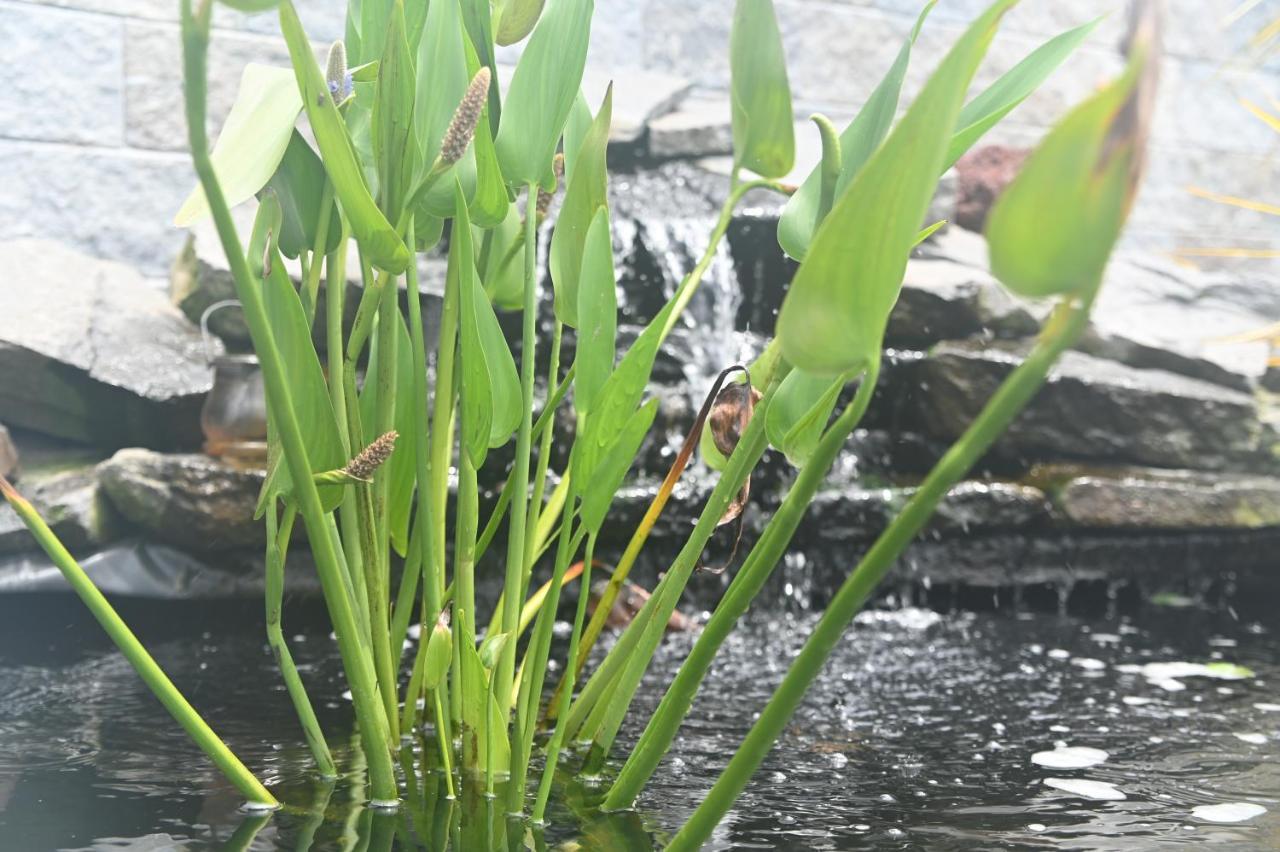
[708,382,763,458]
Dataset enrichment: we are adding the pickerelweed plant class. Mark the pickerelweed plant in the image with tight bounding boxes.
[0,0,1160,843]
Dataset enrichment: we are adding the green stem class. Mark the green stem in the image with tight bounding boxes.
[434,690,457,799]
[669,298,1092,850]
[532,531,597,823]
[604,363,880,809]
[182,0,396,802]
[301,180,335,326]
[523,322,563,595]
[266,504,337,778]
[1,473,277,806]
[498,184,542,746]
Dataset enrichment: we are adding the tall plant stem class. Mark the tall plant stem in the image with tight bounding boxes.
[605,363,880,809]
[564,369,788,748]
[403,214,443,653]
[0,473,277,806]
[669,297,1093,850]
[301,181,335,326]
[523,322,563,593]
[497,184,542,730]
[532,531,597,823]
[181,0,396,802]
[266,504,337,778]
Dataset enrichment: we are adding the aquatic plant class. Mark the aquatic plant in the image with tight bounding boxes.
[0,0,1161,843]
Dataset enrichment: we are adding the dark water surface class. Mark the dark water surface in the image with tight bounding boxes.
[0,577,1277,851]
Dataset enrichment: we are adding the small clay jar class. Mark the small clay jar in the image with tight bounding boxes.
[201,354,268,467]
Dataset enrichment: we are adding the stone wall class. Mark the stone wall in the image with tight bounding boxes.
[2,0,1277,278]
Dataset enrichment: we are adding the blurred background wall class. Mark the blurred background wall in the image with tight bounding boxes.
[1,0,1276,279]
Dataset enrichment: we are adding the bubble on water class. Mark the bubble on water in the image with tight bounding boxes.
[1234,732,1267,745]
[1123,696,1154,706]
[828,752,848,768]
[1254,702,1280,712]
[1091,634,1121,645]
[1049,724,1070,733]
[1073,658,1107,671]
[1207,637,1237,648]
[1191,803,1266,823]
[341,689,353,701]
[1031,746,1109,769]
[878,793,896,802]
[1048,649,1070,660]
[1155,678,1186,692]
[1043,778,1126,801]
[770,771,787,783]
[854,824,870,831]
[1027,823,1047,832]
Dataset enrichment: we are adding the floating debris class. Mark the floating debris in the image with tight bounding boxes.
[1031,746,1109,769]
[1234,733,1267,745]
[1043,778,1126,801]
[1191,803,1266,823]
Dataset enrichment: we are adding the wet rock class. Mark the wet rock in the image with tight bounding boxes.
[0,425,17,480]
[903,340,1277,473]
[0,464,122,556]
[0,239,214,450]
[647,97,733,159]
[1075,326,1250,392]
[954,145,1028,232]
[98,449,265,551]
[1036,465,1280,530]
[580,65,691,146]
[804,480,1050,542]
[885,259,1040,348]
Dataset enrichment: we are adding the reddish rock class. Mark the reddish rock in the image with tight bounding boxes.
[954,145,1030,233]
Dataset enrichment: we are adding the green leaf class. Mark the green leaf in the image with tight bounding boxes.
[494,0,593,187]
[577,298,675,483]
[776,0,1017,376]
[456,184,523,467]
[413,0,478,219]
[464,38,510,227]
[573,208,617,419]
[372,0,416,220]
[458,0,500,126]
[549,85,612,327]
[946,17,1101,170]
[729,0,794,179]
[253,195,347,513]
[279,0,410,273]
[261,130,342,259]
[986,40,1151,299]
[561,91,594,184]
[454,186,493,468]
[766,369,844,467]
[777,2,934,261]
[478,631,510,670]
[495,0,545,45]
[458,619,510,770]
[216,0,278,11]
[357,312,418,555]
[423,615,453,689]
[478,206,525,309]
[174,63,301,227]
[578,398,658,534]
[358,0,393,64]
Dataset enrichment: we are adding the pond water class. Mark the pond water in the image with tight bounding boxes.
[0,576,1277,851]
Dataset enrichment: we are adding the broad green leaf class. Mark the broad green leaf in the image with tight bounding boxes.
[413,0,478,218]
[464,38,510,227]
[478,206,525,309]
[279,0,410,273]
[574,208,617,419]
[253,195,347,513]
[987,44,1151,298]
[578,399,659,533]
[730,0,794,179]
[473,270,522,448]
[494,0,593,187]
[358,0,393,64]
[372,0,416,219]
[459,0,501,127]
[357,312,418,555]
[261,130,342,258]
[562,91,593,184]
[776,0,1018,375]
[777,2,934,260]
[217,0,278,11]
[946,17,1101,170]
[454,185,493,468]
[414,213,445,251]
[174,63,301,226]
[495,0,545,45]
[577,298,675,483]
[549,86,612,327]
[765,369,844,467]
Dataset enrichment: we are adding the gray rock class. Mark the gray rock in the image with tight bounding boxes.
[0,239,216,450]
[0,425,17,480]
[98,449,266,551]
[1037,465,1280,531]
[581,65,691,145]
[905,340,1278,473]
[805,480,1050,542]
[885,259,1040,348]
[1075,326,1251,393]
[648,98,734,159]
[0,465,122,556]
